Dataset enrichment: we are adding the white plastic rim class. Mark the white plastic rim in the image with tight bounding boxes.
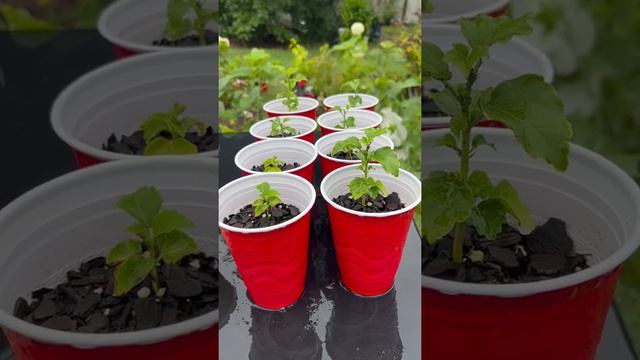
[98,0,218,53]
[0,157,218,348]
[423,0,511,24]
[323,93,379,110]
[422,128,640,297]
[320,164,421,218]
[317,109,383,133]
[50,48,218,162]
[423,116,452,128]
[219,173,316,234]
[262,97,320,115]
[234,138,318,176]
[315,130,394,165]
[249,116,317,141]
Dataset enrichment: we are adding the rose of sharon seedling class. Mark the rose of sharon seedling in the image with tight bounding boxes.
[333,105,357,129]
[253,182,282,217]
[422,15,573,264]
[277,67,306,111]
[164,0,218,45]
[141,103,208,155]
[270,117,297,137]
[262,156,284,172]
[107,187,198,296]
[332,128,400,206]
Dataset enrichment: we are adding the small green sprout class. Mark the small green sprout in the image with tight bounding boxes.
[164,0,218,45]
[332,128,400,206]
[253,182,282,217]
[333,105,356,129]
[262,156,284,172]
[341,79,364,108]
[270,117,297,137]
[141,103,208,155]
[276,67,306,111]
[107,187,198,296]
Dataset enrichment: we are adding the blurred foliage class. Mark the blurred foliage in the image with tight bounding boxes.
[340,0,375,30]
[0,1,112,30]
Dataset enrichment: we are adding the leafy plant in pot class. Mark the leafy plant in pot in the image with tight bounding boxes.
[316,105,384,137]
[262,67,320,120]
[422,14,640,360]
[155,0,218,47]
[320,128,421,296]
[323,79,379,112]
[249,116,318,144]
[315,130,394,177]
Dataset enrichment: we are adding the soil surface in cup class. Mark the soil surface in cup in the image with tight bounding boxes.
[333,192,405,213]
[422,218,590,283]
[103,126,217,155]
[251,162,300,172]
[13,252,218,333]
[329,151,359,161]
[267,131,299,139]
[152,29,218,46]
[223,203,301,229]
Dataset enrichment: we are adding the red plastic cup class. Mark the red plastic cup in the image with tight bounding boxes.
[234,138,318,183]
[320,164,421,296]
[323,93,379,112]
[249,116,317,144]
[219,173,316,310]
[317,109,383,137]
[263,97,320,120]
[315,131,394,178]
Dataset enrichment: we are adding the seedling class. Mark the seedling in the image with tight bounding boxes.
[253,182,282,217]
[333,105,356,129]
[422,15,572,264]
[107,187,198,296]
[277,67,306,111]
[331,128,400,206]
[341,79,364,108]
[270,117,297,137]
[141,103,208,155]
[164,0,218,45]
[262,156,284,172]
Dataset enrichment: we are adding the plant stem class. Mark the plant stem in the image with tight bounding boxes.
[452,222,466,264]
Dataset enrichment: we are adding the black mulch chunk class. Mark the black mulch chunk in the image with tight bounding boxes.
[223,203,301,229]
[328,151,359,160]
[251,162,300,172]
[13,253,218,333]
[152,29,218,47]
[103,126,217,155]
[333,192,405,213]
[422,218,590,283]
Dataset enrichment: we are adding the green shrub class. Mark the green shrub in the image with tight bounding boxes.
[340,0,375,31]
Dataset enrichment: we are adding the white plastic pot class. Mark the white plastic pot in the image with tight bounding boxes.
[422,128,640,359]
[423,0,510,24]
[51,48,218,168]
[262,97,320,120]
[249,116,317,143]
[234,138,318,182]
[323,93,379,111]
[98,0,218,56]
[315,131,394,177]
[0,157,218,359]
[317,109,383,136]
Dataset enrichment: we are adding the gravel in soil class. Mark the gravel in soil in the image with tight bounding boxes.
[223,203,301,229]
[152,30,217,47]
[333,192,405,213]
[328,151,359,161]
[13,253,218,333]
[422,218,590,283]
[251,162,300,172]
[103,126,217,155]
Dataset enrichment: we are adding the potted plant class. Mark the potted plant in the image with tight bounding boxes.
[315,130,394,177]
[317,108,383,136]
[234,138,318,183]
[422,15,640,359]
[219,174,316,310]
[323,80,379,112]
[262,68,320,120]
[422,0,511,24]
[98,0,218,58]
[249,116,317,144]
[0,157,218,359]
[51,48,218,168]
[320,128,421,296]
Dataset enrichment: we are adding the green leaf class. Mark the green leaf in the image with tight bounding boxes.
[0,4,57,31]
[144,138,199,155]
[435,133,460,153]
[106,240,142,266]
[372,147,400,177]
[364,127,386,140]
[482,75,573,171]
[423,42,451,81]
[113,255,155,296]
[495,180,534,232]
[151,210,195,236]
[460,15,532,51]
[467,171,495,198]
[431,88,462,118]
[156,230,198,264]
[127,222,148,239]
[443,43,485,77]
[470,199,507,240]
[348,176,387,201]
[164,0,192,40]
[253,182,282,216]
[471,134,496,151]
[117,187,163,227]
[141,114,171,143]
[331,136,361,156]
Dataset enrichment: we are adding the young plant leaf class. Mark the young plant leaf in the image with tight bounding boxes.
[431,88,462,118]
[107,240,142,266]
[348,176,387,201]
[372,147,400,177]
[156,230,198,264]
[127,222,148,239]
[145,137,199,155]
[253,182,282,217]
[435,133,460,154]
[495,180,534,232]
[270,117,297,137]
[471,134,496,152]
[151,209,195,236]
[262,156,284,172]
[459,15,532,51]
[113,254,155,296]
[423,42,451,81]
[331,136,361,157]
[470,198,507,240]
[117,187,162,227]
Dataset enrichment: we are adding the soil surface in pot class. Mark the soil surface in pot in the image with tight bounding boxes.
[333,192,405,213]
[223,203,301,229]
[422,218,590,283]
[267,132,299,139]
[152,29,218,47]
[13,252,218,333]
[251,162,300,172]
[103,126,217,155]
[329,151,359,161]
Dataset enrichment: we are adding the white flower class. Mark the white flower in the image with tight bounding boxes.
[351,22,365,37]
[219,36,230,48]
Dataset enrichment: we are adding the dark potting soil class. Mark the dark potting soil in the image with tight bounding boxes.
[251,162,300,172]
[267,132,299,138]
[152,29,218,47]
[333,192,405,213]
[422,218,590,283]
[329,151,359,161]
[13,253,218,333]
[223,203,301,229]
[102,126,217,155]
